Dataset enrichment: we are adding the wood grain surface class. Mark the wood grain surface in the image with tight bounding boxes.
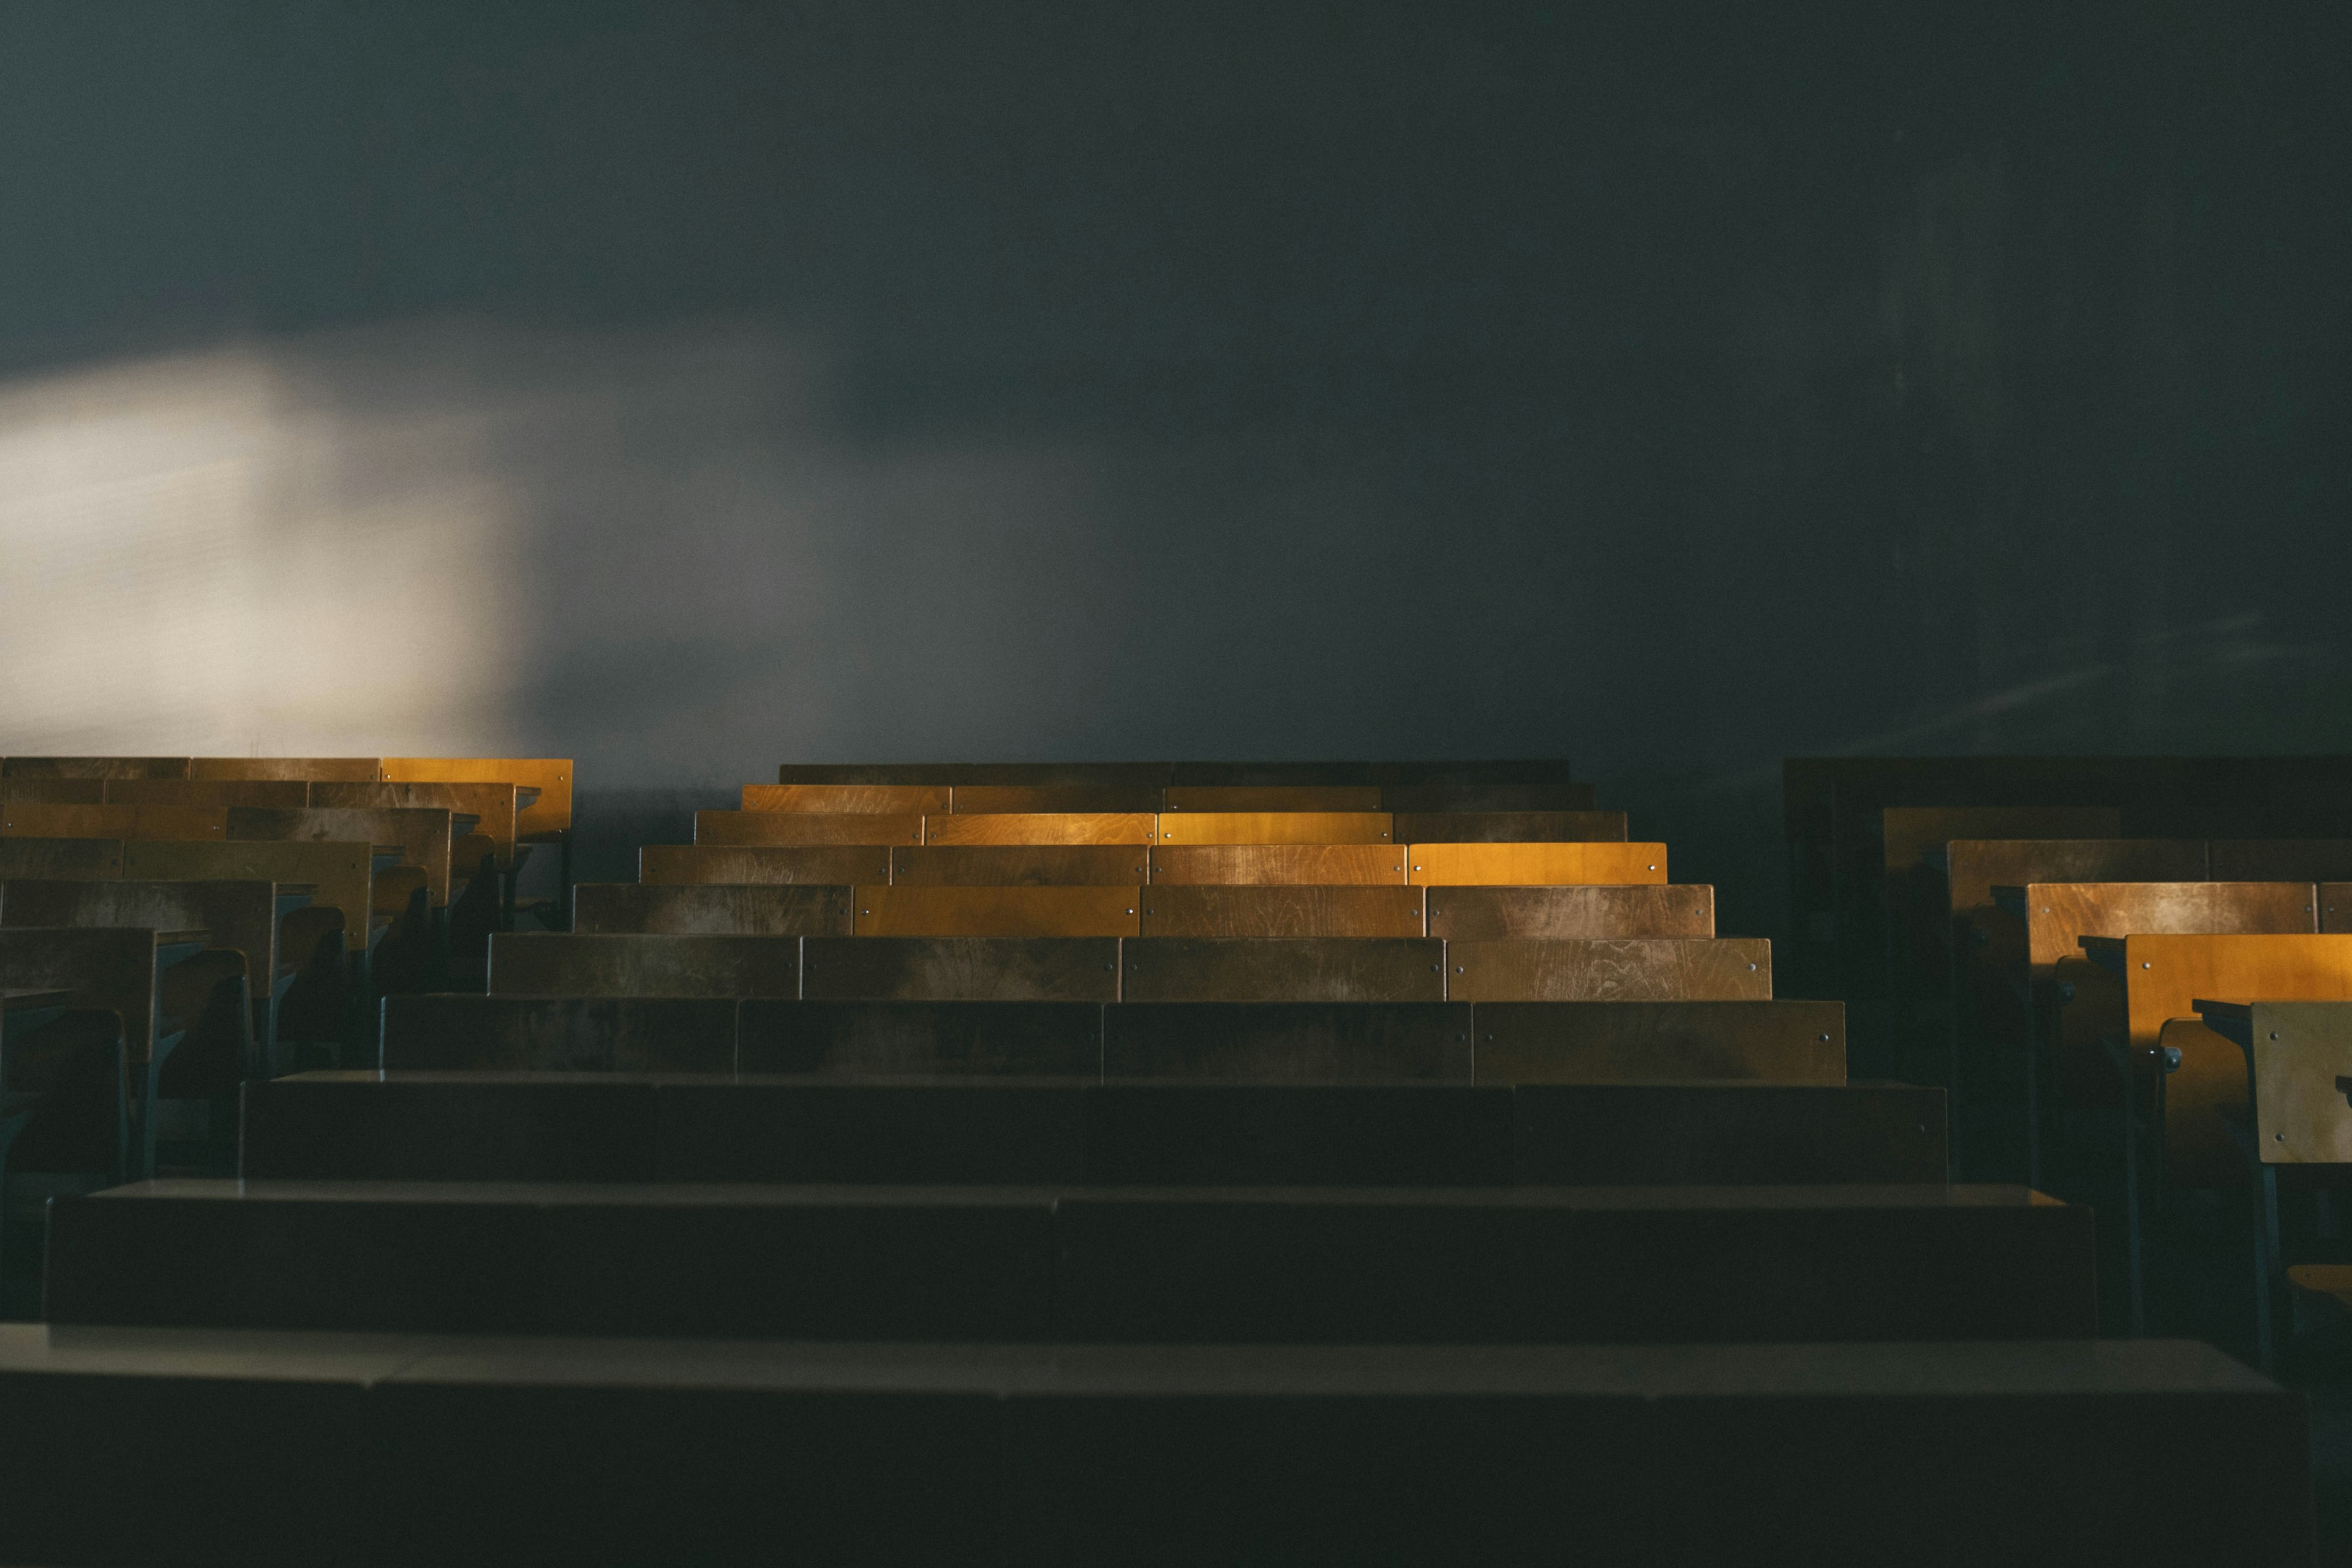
[1137,886,1427,938]
[573,883,854,937]
[1118,937,1447,1003]
[1148,845,1408,884]
[490,933,802,999]
[800,937,1121,1002]
[1405,843,1666,886]
[641,845,893,886]
[741,784,952,815]
[1425,885,1714,940]
[852,885,1142,938]
[1446,938,1771,1002]
[1470,999,1842,1084]
[1155,812,1393,845]
[889,846,1149,886]
[920,813,1157,846]
[695,811,923,846]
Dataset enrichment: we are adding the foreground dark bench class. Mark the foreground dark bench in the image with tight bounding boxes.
[241,1073,1946,1186]
[47,1178,2089,1343]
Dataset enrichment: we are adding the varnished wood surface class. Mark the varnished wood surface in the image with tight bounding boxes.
[573,884,854,937]
[1424,885,1715,941]
[490,933,802,1000]
[947,785,1164,815]
[382,758,573,840]
[640,846,894,886]
[1136,886,1427,938]
[0,779,104,804]
[1941,840,2207,918]
[1,880,281,1002]
[2111,933,2352,1185]
[0,925,162,1060]
[382,995,736,1072]
[889,846,1148,886]
[228,807,453,907]
[2326,884,2352,933]
[1390,812,1627,843]
[0,804,227,841]
[126,840,377,952]
[188,758,381,782]
[801,937,1121,1003]
[1446,938,1772,1003]
[1101,1002,1472,1080]
[1118,937,1446,1003]
[741,784,952,815]
[0,839,126,880]
[1159,786,1385,814]
[0,756,189,780]
[1405,843,1666,886]
[1881,806,2123,875]
[1155,812,1393,845]
[738,999,1103,1075]
[104,778,309,809]
[370,866,430,917]
[2015,881,2316,971]
[312,782,521,870]
[1471,1000,1844,1084]
[852,886,1142,938]
[1148,845,1408,885]
[2198,999,2352,1164]
[920,813,1157,846]
[695,811,924,847]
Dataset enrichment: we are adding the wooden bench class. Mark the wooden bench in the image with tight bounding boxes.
[228,805,454,908]
[946,783,1166,814]
[642,845,891,885]
[0,1327,2299,1566]
[1118,937,1445,1003]
[694,810,923,846]
[852,886,1140,937]
[801,937,1121,1002]
[1148,844,1407,884]
[380,994,738,1072]
[239,1072,1942,1186]
[1137,886,1426,938]
[101,778,310,809]
[489,933,802,999]
[1444,938,1771,1002]
[1423,884,1713,939]
[1471,998,1842,1082]
[1156,812,1393,845]
[891,845,1148,885]
[48,1178,2092,1346]
[0,757,190,779]
[572,883,853,937]
[738,999,1102,1076]
[0,803,227,841]
[1405,843,1665,885]
[921,812,1158,846]
[188,758,381,782]
[741,783,951,815]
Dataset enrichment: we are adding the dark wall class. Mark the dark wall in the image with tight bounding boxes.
[2,1,2345,932]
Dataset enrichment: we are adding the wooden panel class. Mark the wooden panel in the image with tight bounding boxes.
[311,782,520,870]
[920,813,1156,846]
[573,883,854,937]
[852,886,1141,938]
[382,758,573,840]
[736,999,1104,1074]
[2113,933,2352,1183]
[2018,881,2316,970]
[2,878,279,1000]
[800,937,1121,1002]
[1155,812,1392,845]
[0,779,104,804]
[1405,843,1666,886]
[1118,938,1446,1003]
[2327,884,2352,933]
[889,846,1148,886]
[2227,1000,2352,1164]
[1426,885,1715,940]
[229,806,454,907]
[640,846,894,886]
[0,757,187,780]
[104,779,309,809]
[741,784,951,815]
[1160,786,1384,813]
[0,839,125,880]
[948,785,1163,814]
[0,925,161,1060]
[490,933,802,999]
[1379,783,1597,813]
[1,804,225,841]
[1137,886,1426,938]
[1102,1002,1472,1080]
[380,995,736,1072]
[188,758,380,782]
[1391,812,1627,843]
[2210,840,2352,882]
[695,811,922,847]
[1942,840,2206,917]
[1472,1000,1843,1084]
[1447,939,1772,1003]
[1148,845,1408,885]
[1882,805,2122,874]
[128,840,375,953]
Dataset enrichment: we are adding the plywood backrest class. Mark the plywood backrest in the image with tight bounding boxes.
[851,886,1140,938]
[187,758,381,782]
[489,933,802,999]
[1445,938,1772,1003]
[946,785,1163,814]
[381,758,573,840]
[0,757,189,780]
[799,937,1121,1002]
[1470,999,1844,1084]
[921,813,1156,846]
[1155,812,1392,845]
[2019,882,2316,971]
[1404,843,1666,886]
[1,879,278,993]
[741,784,951,815]
[2209,840,2352,882]
[311,782,519,869]
[0,804,227,841]
[1135,886,1427,938]
[0,839,126,880]
[1117,937,1445,1003]
[0,925,160,1060]
[1423,884,1715,941]
[572,883,854,937]
[104,779,310,809]
[1147,845,1408,885]
[380,994,736,1072]
[639,845,893,886]
[0,780,104,804]
[695,811,923,848]
[888,846,1149,886]
[126,840,375,952]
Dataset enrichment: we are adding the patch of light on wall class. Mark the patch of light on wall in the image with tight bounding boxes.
[0,344,522,755]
